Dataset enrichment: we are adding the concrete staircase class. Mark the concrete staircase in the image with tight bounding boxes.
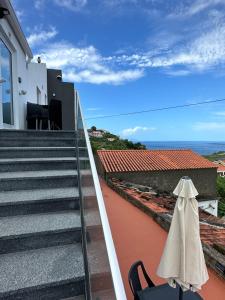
[0,130,87,299]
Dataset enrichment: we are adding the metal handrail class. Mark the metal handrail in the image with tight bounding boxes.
[76,93,127,300]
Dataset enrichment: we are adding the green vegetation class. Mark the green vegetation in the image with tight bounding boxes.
[203,151,225,216]
[89,128,146,154]
[204,151,225,161]
[216,176,225,217]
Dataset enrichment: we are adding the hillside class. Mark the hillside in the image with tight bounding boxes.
[89,128,146,153]
[204,151,225,162]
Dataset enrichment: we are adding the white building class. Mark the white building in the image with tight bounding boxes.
[88,130,104,138]
[213,160,225,177]
[198,199,218,217]
[0,0,47,130]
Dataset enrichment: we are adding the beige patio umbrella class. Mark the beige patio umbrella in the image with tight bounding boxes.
[157,176,209,295]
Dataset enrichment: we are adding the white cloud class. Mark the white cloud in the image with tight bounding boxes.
[122,126,156,136]
[103,0,138,6]
[34,42,144,85]
[169,0,225,18]
[29,13,225,82]
[112,20,225,74]
[34,0,45,9]
[15,9,24,21]
[64,68,144,85]
[19,0,225,79]
[53,0,87,11]
[193,122,225,130]
[188,0,224,16]
[34,0,87,11]
[27,27,58,47]
[165,69,191,76]
[28,0,225,83]
[214,111,225,116]
[87,107,102,111]
[32,17,225,83]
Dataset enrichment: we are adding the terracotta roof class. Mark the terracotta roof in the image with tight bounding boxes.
[110,178,225,247]
[98,149,217,173]
[200,224,225,247]
[216,165,225,172]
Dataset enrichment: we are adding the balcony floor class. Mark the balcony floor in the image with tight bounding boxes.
[100,178,225,300]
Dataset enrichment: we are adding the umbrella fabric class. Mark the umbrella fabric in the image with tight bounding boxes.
[157,178,209,291]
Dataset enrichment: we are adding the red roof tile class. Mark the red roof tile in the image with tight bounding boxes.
[216,164,225,172]
[110,177,225,248]
[98,149,217,173]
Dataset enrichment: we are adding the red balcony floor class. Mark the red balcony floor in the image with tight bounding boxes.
[100,178,225,300]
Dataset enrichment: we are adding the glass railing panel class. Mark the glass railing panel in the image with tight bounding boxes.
[76,103,118,299]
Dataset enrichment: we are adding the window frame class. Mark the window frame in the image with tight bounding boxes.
[0,37,14,125]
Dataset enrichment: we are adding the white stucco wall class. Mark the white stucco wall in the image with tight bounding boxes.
[198,200,218,217]
[0,17,47,129]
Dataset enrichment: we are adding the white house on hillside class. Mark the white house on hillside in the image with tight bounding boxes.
[0,0,47,129]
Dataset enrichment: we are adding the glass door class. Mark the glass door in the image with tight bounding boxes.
[0,39,13,125]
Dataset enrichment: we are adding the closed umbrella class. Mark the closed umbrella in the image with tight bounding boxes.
[157,176,209,298]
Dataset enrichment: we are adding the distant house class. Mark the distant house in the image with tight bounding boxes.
[97,149,218,199]
[213,161,225,177]
[88,129,106,138]
[216,165,225,177]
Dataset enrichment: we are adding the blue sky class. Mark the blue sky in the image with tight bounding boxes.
[13,0,225,141]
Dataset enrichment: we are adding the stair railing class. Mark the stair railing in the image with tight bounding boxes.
[75,92,91,300]
[74,91,127,300]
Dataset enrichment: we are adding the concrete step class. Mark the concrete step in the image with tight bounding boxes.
[0,157,89,172]
[0,137,76,147]
[0,157,76,172]
[0,129,76,139]
[0,147,87,158]
[63,296,85,300]
[0,244,85,299]
[0,170,78,191]
[0,187,80,217]
[0,211,82,254]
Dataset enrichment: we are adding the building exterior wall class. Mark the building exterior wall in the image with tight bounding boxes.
[198,200,218,217]
[89,131,104,138]
[0,10,47,129]
[218,171,225,177]
[105,168,217,198]
[47,69,75,130]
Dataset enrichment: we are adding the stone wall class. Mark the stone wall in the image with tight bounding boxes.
[105,168,217,198]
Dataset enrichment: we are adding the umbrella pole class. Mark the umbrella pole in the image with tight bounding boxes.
[179,286,183,300]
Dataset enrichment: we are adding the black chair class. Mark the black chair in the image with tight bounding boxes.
[27,102,50,130]
[128,261,155,300]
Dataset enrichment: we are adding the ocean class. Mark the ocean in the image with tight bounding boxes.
[141,141,225,155]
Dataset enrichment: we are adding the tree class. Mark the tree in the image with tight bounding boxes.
[216,176,225,217]
[91,126,97,131]
[216,176,225,199]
